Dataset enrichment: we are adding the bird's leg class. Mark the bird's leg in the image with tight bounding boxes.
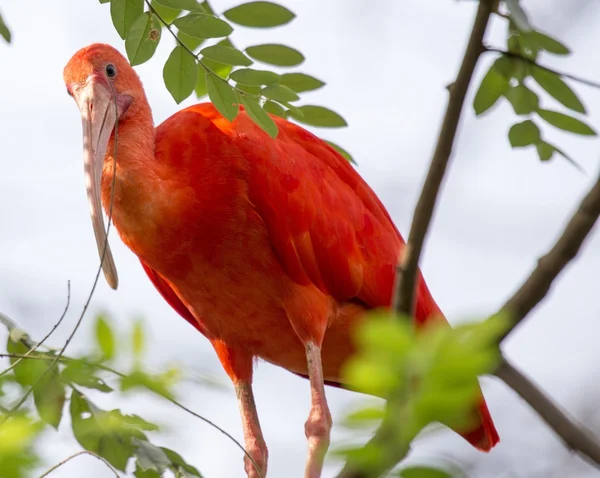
[211,340,267,478]
[235,380,268,478]
[304,342,332,478]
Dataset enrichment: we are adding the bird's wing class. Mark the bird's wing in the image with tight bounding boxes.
[230,108,403,308]
[140,262,209,336]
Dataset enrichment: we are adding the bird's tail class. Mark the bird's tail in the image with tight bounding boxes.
[414,275,500,451]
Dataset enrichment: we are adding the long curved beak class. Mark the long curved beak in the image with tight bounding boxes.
[71,77,119,289]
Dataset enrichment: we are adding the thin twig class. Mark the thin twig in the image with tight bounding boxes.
[0,281,70,379]
[38,450,119,478]
[393,0,494,317]
[496,357,600,467]
[498,170,600,341]
[485,47,600,90]
[338,2,495,477]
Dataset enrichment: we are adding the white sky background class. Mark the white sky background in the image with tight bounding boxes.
[1,0,600,477]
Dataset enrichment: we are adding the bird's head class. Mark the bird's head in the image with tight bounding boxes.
[63,43,144,290]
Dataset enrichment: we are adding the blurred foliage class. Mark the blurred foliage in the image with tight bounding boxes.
[329,312,508,477]
[473,2,597,166]
[0,11,10,44]
[0,313,203,478]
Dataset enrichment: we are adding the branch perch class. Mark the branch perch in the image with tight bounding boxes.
[338,1,496,476]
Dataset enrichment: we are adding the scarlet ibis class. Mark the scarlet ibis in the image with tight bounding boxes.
[64,43,498,478]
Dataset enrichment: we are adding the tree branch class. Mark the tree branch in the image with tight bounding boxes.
[39,450,119,478]
[498,170,600,342]
[496,357,600,467]
[338,2,495,477]
[393,0,494,316]
[485,47,600,90]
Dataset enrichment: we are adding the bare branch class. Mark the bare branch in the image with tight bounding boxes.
[485,47,600,90]
[496,357,600,468]
[39,450,119,478]
[499,171,600,341]
[393,0,494,316]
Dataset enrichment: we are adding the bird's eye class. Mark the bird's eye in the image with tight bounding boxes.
[105,64,117,78]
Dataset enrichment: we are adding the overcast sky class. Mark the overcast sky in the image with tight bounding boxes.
[2,1,600,477]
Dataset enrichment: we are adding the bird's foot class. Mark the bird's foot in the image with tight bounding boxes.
[243,438,268,478]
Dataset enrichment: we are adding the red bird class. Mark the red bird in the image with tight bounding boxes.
[64,44,498,478]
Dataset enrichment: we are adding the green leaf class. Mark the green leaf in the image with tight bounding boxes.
[223,1,295,28]
[537,109,596,136]
[504,84,539,115]
[33,366,65,429]
[229,68,280,86]
[288,105,347,127]
[536,141,555,162]
[0,13,11,43]
[206,72,239,121]
[203,57,232,78]
[508,120,540,147]
[531,66,585,113]
[261,84,299,103]
[6,338,47,387]
[177,30,205,51]
[173,13,233,39]
[132,320,145,358]
[240,95,279,138]
[280,73,325,93]
[125,12,162,66]
[399,466,452,478]
[325,140,355,164]
[263,100,286,118]
[505,0,532,32]
[245,43,304,67]
[100,0,111,3]
[134,439,170,473]
[162,448,203,477]
[60,359,113,393]
[110,0,144,40]
[153,0,203,10]
[473,63,510,116]
[163,45,198,103]
[150,0,181,23]
[530,30,570,55]
[236,83,261,95]
[195,64,208,98]
[201,45,252,66]
[95,315,115,361]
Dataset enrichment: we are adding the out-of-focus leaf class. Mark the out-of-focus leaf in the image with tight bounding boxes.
[263,100,286,118]
[32,366,65,429]
[0,13,11,43]
[163,45,198,103]
[508,120,540,147]
[162,447,203,477]
[6,338,46,387]
[126,12,162,66]
[239,95,279,138]
[230,68,280,86]
[95,315,115,361]
[224,1,295,28]
[261,84,299,103]
[537,109,596,135]
[134,438,170,473]
[280,72,325,93]
[120,369,175,399]
[110,0,144,40]
[132,320,145,358]
[201,45,252,66]
[153,0,203,10]
[173,12,232,38]
[505,0,532,32]
[504,84,539,115]
[245,43,304,66]
[151,0,181,23]
[536,141,555,161]
[473,63,510,116]
[530,30,570,55]
[0,416,42,478]
[398,466,453,478]
[206,72,239,121]
[531,66,585,113]
[288,105,347,127]
[60,359,113,393]
[325,140,355,164]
